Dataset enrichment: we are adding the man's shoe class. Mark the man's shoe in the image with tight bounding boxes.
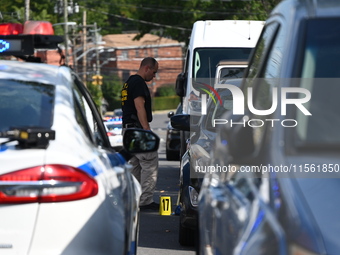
[140,202,159,211]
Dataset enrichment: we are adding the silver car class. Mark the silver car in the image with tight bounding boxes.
[198,0,340,254]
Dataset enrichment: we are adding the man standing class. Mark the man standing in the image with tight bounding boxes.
[121,57,159,211]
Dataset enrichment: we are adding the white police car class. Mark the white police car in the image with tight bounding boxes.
[104,118,123,149]
[0,34,159,255]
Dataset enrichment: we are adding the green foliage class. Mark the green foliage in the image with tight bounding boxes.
[87,82,103,111]
[1,0,281,43]
[1,0,281,106]
[131,0,281,43]
[156,85,176,97]
[153,96,180,111]
[101,74,123,111]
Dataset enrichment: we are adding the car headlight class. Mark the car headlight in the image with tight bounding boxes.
[189,186,199,207]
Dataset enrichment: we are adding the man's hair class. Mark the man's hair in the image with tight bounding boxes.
[140,57,157,68]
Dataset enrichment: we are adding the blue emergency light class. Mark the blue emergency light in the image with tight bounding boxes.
[0,39,21,53]
[0,35,34,55]
[0,35,63,56]
[0,40,10,52]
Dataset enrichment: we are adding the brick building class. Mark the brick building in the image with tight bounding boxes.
[98,33,185,95]
[32,33,185,95]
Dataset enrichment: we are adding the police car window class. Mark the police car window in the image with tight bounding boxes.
[0,79,54,132]
[73,82,93,140]
[72,78,106,147]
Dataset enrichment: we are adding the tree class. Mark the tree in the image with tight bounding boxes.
[1,0,281,42]
[124,0,281,43]
[101,74,123,110]
[87,82,103,112]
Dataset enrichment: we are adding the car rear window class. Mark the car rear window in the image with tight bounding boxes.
[301,18,340,78]
[219,67,246,82]
[0,79,54,132]
[294,18,340,149]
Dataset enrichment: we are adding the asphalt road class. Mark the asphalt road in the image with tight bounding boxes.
[136,111,196,255]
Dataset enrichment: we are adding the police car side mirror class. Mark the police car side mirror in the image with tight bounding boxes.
[123,129,160,154]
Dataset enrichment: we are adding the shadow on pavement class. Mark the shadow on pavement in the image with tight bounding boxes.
[137,149,195,253]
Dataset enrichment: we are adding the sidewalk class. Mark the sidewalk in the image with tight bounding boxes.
[153,109,176,115]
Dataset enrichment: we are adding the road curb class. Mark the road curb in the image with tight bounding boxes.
[153,109,176,115]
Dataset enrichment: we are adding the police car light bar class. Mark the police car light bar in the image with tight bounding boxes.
[0,128,56,149]
[0,35,34,55]
[0,34,63,56]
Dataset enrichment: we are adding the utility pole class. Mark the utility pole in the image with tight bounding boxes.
[63,0,69,65]
[82,11,87,84]
[25,0,30,21]
[94,22,100,76]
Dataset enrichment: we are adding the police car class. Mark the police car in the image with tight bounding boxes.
[0,33,159,255]
[104,118,123,149]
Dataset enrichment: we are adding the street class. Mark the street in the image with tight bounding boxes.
[137,111,196,255]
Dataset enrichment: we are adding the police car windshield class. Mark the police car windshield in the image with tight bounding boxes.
[0,79,54,132]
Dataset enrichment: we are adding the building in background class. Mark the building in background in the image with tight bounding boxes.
[98,33,185,95]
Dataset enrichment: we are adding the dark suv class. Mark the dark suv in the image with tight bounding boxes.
[171,79,241,247]
[198,0,340,255]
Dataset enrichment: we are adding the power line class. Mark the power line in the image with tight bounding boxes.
[79,1,266,17]
[80,6,191,31]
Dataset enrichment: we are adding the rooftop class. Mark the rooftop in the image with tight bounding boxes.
[102,33,183,49]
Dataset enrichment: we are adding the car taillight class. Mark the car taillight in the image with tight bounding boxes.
[0,165,98,203]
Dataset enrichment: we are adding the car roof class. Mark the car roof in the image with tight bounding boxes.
[0,60,70,85]
[272,0,340,19]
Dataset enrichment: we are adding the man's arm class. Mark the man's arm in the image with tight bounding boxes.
[134,96,151,130]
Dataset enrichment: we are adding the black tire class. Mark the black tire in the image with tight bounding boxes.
[166,149,179,161]
[179,212,195,246]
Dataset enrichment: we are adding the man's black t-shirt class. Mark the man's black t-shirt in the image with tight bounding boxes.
[121,74,152,125]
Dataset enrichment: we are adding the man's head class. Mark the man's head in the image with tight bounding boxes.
[137,57,158,82]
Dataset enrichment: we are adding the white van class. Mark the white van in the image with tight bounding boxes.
[176,20,264,116]
[175,19,264,156]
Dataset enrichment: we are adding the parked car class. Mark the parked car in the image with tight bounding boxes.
[198,1,340,255]
[113,108,123,118]
[214,60,248,85]
[171,80,241,246]
[166,103,182,161]
[0,34,160,255]
[104,119,123,149]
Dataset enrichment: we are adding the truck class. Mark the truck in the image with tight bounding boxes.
[175,20,264,157]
